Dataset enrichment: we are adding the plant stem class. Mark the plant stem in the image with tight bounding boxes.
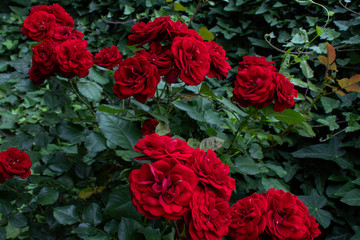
[188,0,206,27]
[70,80,96,117]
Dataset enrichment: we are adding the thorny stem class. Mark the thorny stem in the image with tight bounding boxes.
[69,80,96,117]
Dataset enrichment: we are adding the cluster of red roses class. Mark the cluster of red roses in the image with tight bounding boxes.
[129,133,235,239]
[228,189,321,240]
[21,4,93,84]
[233,56,298,113]
[129,133,321,240]
[0,148,31,183]
[113,16,231,103]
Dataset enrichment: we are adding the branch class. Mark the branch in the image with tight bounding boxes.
[339,0,360,16]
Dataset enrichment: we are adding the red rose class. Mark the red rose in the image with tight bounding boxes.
[94,46,122,69]
[265,188,312,240]
[28,63,51,84]
[55,39,93,78]
[273,72,298,113]
[0,148,31,183]
[233,66,276,109]
[32,40,57,75]
[191,148,235,201]
[21,11,56,41]
[135,42,173,76]
[129,158,198,220]
[168,20,203,41]
[172,36,210,86]
[113,55,160,103]
[306,215,321,240]
[205,41,231,80]
[187,186,231,240]
[238,56,277,72]
[228,192,268,240]
[52,26,84,43]
[141,119,160,136]
[134,134,194,166]
[30,3,74,28]
[128,16,172,47]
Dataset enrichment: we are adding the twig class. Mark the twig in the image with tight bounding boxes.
[102,15,150,25]
[301,79,310,112]
[188,0,206,27]
[339,0,360,15]
[319,127,347,142]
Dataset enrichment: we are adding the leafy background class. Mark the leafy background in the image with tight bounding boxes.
[0,0,359,239]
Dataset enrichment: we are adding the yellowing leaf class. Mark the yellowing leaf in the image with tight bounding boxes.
[338,75,360,92]
[96,186,106,193]
[329,62,337,71]
[318,56,328,66]
[330,86,346,96]
[174,2,185,11]
[350,74,360,84]
[199,27,215,41]
[326,42,336,65]
[79,187,94,199]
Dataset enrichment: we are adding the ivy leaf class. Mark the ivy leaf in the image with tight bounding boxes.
[341,189,360,207]
[53,205,81,225]
[300,60,314,78]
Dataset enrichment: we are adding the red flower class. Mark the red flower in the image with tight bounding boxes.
[187,186,231,240]
[0,148,31,183]
[52,26,84,43]
[28,63,51,85]
[30,3,74,28]
[128,16,172,47]
[21,11,56,41]
[306,215,321,240]
[32,40,57,75]
[265,188,313,240]
[172,36,210,86]
[273,72,298,113]
[55,39,93,78]
[191,149,235,201]
[94,46,122,69]
[233,66,276,109]
[228,192,268,240]
[134,134,194,166]
[168,20,203,41]
[113,55,160,103]
[135,42,173,76]
[129,158,198,220]
[205,41,231,80]
[238,56,277,72]
[140,119,171,137]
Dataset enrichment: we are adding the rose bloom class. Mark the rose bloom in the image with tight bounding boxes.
[129,158,198,220]
[134,134,194,166]
[32,40,57,75]
[205,41,231,80]
[28,63,51,85]
[113,55,160,103]
[233,66,276,109]
[238,56,277,72]
[172,36,210,86]
[273,72,298,113]
[55,39,93,78]
[30,3,74,28]
[228,192,268,240]
[187,185,231,240]
[0,148,31,183]
[128,16,172,47]
[191,148,235,201]
[141,119,171,137]
[21,11,56,41]
[306,215,321,240]
[52,25,84,43]
[167,20,203,41]
[135,42,173,76]
[94,46,122,69]
[265,188,317,240]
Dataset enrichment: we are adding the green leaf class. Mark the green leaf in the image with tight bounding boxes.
[199,27,214,41]
[82,203,103,227]
[292,137,350,169]
[77,79,103,102]
[321,97,340,114]
[85,132,107,153]
[37,187,59,205]
[9,213,27,228]
[217,96,247,117]
[341,189,360,206]
[105,185,142,221]
[199,82,217,98]
[265,164,287,178]
[155,122,171,136]
[124,5,135,15]
[232,156,261,175]
[57,122,85,144]
[273,109,305,125]
[317,116,340,131]
[0,227,5,240]
[174,2,185,11]
[97,112,142,150]
[0,199,13,215]
[249,143,263,160]
[72,223,97,236]
[138,227,161,240]
[88,68,109,85]
[300,60,314,78]
[118,218,143,240]
[261,177,289,192]
[53,205,81,225]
